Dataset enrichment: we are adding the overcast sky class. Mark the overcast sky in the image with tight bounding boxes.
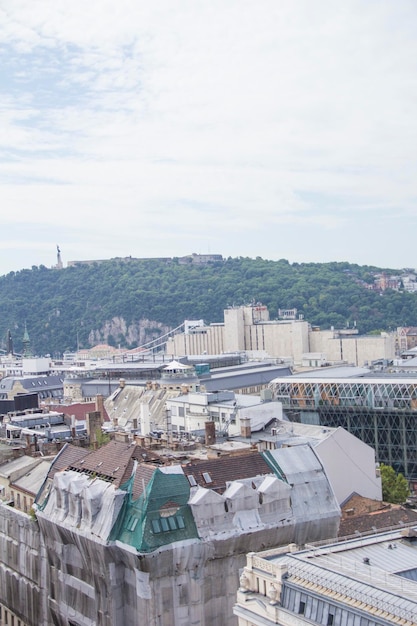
[1,1,416,274]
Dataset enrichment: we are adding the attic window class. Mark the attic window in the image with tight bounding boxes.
[113,467,120,473]
[151,514,185,534]
[187,475,197,487]
[126,515,139,532]
[202,472,212,484]
[96,462,103,468]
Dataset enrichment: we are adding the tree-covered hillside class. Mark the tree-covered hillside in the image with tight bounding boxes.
[0,257,416,356]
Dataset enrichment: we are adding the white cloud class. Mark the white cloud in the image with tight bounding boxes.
[1,1,417,272]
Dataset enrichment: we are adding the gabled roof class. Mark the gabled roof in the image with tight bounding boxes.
[182,453,272,494]
[48,443,90,479]
[0,455,41,479]
[11,460,52,496]
[67,440,156,486]
[339,495,417,538]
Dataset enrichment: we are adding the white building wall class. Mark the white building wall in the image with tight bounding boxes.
[308,329,335,354]
[170,306,393,366]
[314,427,382,504]
[238,403,283,433]
[325,335,395,366]
[224,308,245,352]
[169,324,225,357]
[260,322,309,363]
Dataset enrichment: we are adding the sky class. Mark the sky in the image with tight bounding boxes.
[1,1,417,275]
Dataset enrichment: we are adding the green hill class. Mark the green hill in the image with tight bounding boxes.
[0,257,415,356]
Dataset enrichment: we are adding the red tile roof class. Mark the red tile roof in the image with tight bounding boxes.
[49,402,110,422]
[65,441,162,487]
[49,444,90,478]
[339,495,417,537]
[182,453,272,494]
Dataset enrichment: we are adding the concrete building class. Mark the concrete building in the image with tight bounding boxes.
[167,305,311,364]
[234,527,417,626]
[167,389,283,437]
[167,305,395,367]
[315,332,395,367]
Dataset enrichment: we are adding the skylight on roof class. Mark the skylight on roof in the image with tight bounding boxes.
[187,475,197,487]
[202,472,212,484]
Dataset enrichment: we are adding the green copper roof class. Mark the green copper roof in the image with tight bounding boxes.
[110,468,199,552]
[262,450,288,483]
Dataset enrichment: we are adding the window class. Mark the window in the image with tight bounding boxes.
[187,475,197,487]
[151,519,161,533]
[202,472,212,484]
[126,515,139,532]
[299,601,306,615]
[151,515,185,534]
[327,612,334,626]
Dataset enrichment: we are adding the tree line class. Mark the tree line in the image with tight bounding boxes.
[0,256,415,356]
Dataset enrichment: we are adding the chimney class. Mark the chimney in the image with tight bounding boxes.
[87,411,102,447]
[114,431,130,443]
[71,414,76,439]
[240,417,251,439]
[95,394,104,422]
[205,421,216,446]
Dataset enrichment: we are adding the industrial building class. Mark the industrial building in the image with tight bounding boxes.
[166,305,395,367]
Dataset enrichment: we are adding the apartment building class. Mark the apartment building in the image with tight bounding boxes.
[234,528,417,626]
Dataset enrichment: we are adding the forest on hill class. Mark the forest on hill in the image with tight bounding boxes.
[0,256,416,356]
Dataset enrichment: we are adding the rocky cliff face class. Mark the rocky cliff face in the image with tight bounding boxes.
[88,316,171,348]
